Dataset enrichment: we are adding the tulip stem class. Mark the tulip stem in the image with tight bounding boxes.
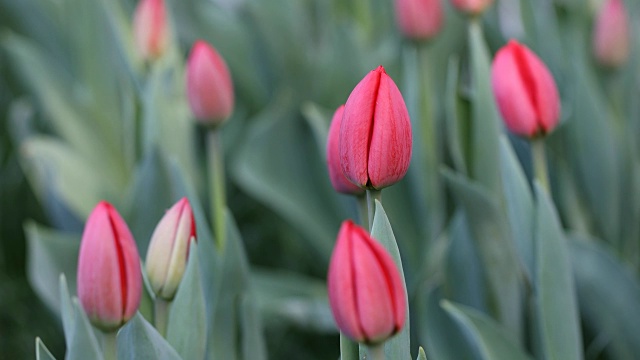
[531,139,550,194]
[207,129,226,250]
[340,333,359,360]
[357,194,369,231]
[366,189,382,232]
[154,298,170,337]
[102,331,118,360]
[367,344,385,360]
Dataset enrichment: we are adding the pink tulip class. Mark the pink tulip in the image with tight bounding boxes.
[328,220,406,344]
[491,40,560,137]
[77,201,142,331]
[450,0,493,16]
[133,0,168,61]
[340,66,412,190]
[593,0,629,67]
[145,198,196,300]
[395,0,444,40]
[327,105,365,195]
[186,40,234,126]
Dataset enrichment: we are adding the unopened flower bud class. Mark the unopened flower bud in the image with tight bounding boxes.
[327,105,365,195]
[133,0,169,61]
[592,0,629,68]
[395,0,444,41]
[450,0,494,16]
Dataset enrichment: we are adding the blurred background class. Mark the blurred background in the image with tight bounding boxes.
[2,0,640,359]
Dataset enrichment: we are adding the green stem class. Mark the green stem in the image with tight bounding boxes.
[531,139,550,194]
[154,298,170,337]
[207,130,227,250]
[366,189,382,232]
[367,344,385,360]
[102,331,118,360]
[357,194,369,231]
[354,0,372,38]
[340,333,359,360]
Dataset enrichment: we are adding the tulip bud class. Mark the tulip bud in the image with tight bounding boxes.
[491,40,560,138]
[450,0,494,16]
[77,201,142,331]
[133,0,169,61]
[186,40,234,126]
[592,0,629,68]
[340,66,412,190]
[394,0,444,41]
[145,198,196,300]
[327,220,406,344]
[327,105,365,195]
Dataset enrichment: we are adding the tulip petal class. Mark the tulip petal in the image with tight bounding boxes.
[327,105,364,194]
[368,71,412,189]
[341,68,381,188]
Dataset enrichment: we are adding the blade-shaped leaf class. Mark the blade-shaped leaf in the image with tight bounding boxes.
[240,294,267,360]
[442,301,532,360]
[117,313,181,360]
[36,338,56,360]
[533,183,583,360]
[67,299,103,360]
[371,200,410,360]
[166,240,207,360]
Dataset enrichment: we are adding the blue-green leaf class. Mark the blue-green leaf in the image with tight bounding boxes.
[533,184,583,360]
[118,313,181,360]
[442,301,532,360]
[67,299,103,360]
[166,240,207,360]
[36,338,56,360]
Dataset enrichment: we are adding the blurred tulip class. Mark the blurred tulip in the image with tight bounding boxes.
[133,0,168,61]
[394,0,444,40]
[450,0,493,16]
[327,105,365,195]
[592,0,629,67]
[327,220,406,344]
[491,40,560,138]
[77,201,142,331]
[186,40,234,126]
[340,66,412,190]
[145,197,196,300]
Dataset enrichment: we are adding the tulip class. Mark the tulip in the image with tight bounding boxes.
[450,0,493,16]
[592,0,629,67]
[394,0,444,40]
[186,40,234,126]
[327,105,365,195]
[133,0,168,61]
[328,220,406,344]
[491,40,560,138]
[77,201,142,331]
[340,66,412,190]
[145,198,196,300]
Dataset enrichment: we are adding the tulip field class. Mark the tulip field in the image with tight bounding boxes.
[2,0,640,359]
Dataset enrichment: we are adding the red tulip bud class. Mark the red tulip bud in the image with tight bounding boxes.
[145,198,196,300]
[328,220,406,344]
[340,66,412,190]
[450,0,493,16]
[186,40,234,126]
[327,105,365,195]
[77,201,142,331]
[394,0,444,40]
[133,0,168,61]
[491,40,560,138]
[593,0,629,68]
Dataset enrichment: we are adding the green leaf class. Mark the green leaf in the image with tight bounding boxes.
[468,21,503,196]
[442,301,532,360]
[240,294,268,360]
[117,313,181,360]
[442,169,523,337]
[533,184,583,360]
[36,337,56,360]
[444,56,467,175]
[21,137,114,220]
[68,299,103,360]
[371,200,410,360]
[166,240,207,360]
[233,94,350,261]
[416,347,427,360]
[422,286,479,360]
[569,235,640,359]
[59,274,74,349]
[499,137,534,279]
[25,221,80,313]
